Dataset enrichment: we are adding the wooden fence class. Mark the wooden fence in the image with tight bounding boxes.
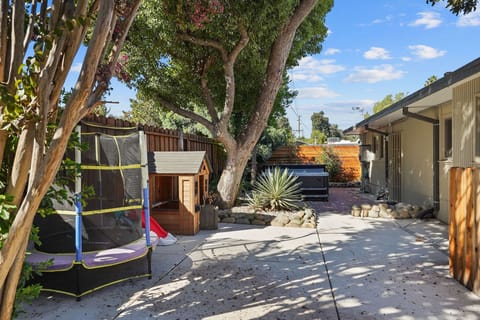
[449,167,480,294]
[267,144,361,181]
[83,115,225,177]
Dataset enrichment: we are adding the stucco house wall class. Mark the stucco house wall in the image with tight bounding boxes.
[346,57,480,224]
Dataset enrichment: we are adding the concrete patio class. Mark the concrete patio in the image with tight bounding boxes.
[20,188,480,320]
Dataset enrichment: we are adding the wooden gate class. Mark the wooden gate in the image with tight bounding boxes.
[449,167,480,294]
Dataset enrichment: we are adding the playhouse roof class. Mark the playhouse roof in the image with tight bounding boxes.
[148,151,210,175]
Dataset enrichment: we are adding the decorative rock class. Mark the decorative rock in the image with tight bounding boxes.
[290,218,303,225]
[294,211,305,219]
[351,205,361,217]
[217,210,229,219]
[368,210,379,218]
[271,215,290,226]
[232,212,247,219]
[263,215,275,223]
[222,217,236,223]
[231,206,254,214]
[286,221,302,228]
[235,217,251,225]
[378,203,389,211]
[254,214,265,221]
[398,209,411,219]
[251,219,266,226]
[361,204,372,217]
[301,222,316,228]
[379,208,392,218]
[409,205,422,218]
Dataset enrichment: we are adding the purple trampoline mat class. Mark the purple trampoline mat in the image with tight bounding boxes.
[26,232,159,270]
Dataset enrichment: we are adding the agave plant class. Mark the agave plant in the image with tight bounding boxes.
[248,167,303,211]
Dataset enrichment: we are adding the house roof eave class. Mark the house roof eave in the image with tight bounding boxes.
[344,57,480,135]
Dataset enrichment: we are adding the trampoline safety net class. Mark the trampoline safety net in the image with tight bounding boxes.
[34,123,144,253]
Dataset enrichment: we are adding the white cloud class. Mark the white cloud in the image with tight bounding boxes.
[291,73,323,82]
[364,47,391,60]
[410,12,442,29]
[71,63,82,72]
[457,11,480,27]
[324,48,341,56]
[345,64,405,83]
[408,44,446,59]
[290,57,345,83]
[70,62,82,72]
[372,15,393,25]
[296,86,339,99]
[401,56,412,62]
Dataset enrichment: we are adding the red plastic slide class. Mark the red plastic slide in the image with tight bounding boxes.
[141,210,168,238]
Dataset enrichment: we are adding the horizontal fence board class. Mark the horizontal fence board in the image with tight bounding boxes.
[267,145,361,181]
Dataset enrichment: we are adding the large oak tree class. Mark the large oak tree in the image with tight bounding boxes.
[124,0,333,208]
[0,1,140,318]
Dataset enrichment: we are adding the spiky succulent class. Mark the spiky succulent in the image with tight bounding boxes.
[248,167,302,211]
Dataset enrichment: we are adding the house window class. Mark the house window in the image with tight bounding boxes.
[444,118,452,159]
[373,135,383,159]
[476,97,480,159]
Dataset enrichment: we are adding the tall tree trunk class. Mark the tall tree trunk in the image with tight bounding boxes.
[216,146,251,209]
[0,240,28,320]
[250,145,257,185]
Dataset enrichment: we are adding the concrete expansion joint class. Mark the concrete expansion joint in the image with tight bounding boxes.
[316,226,341,320]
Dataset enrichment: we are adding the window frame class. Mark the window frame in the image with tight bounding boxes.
[475,96,480,162]
[444,117,453,160]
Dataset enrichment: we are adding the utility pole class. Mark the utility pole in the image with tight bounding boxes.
[293,115,303,138]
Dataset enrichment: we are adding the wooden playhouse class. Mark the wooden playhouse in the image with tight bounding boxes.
[147,151,210,235]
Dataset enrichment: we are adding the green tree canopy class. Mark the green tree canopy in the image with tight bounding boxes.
[123,0,333,208]
[310,111,343,141]
[372,92,406,114]
[426,0,478,14]
[424,75,438,87]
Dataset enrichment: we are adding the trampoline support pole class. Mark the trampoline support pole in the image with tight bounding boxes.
[75,194,83,262]
[144,185,151,247]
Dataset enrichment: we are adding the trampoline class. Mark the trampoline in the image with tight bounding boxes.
[26,122,158,298]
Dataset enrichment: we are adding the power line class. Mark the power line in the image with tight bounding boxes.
[289,78,309,138]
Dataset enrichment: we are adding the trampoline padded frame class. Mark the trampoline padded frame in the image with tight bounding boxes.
[26,233,158,298]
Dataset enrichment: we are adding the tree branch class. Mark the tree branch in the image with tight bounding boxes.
[46,0,90,113]
[85,0,142,109]
[23,0,37,56]
[218,25,249,129]
[239,0,318,149]
[0,0,7,82]
[178,33,228,61]
[156,93,216,134]
[200,56,219,122]
[7,0,25,88]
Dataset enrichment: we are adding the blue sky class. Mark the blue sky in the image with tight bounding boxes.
[288,1,480,137]
[74,1,480,138]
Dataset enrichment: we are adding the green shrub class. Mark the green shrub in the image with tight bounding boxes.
[318,147,343,182]
[248,167,302,211]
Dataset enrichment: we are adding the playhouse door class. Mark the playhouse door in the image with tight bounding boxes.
[179,177,199,235]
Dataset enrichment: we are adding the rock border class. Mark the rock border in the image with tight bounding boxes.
[351,202,434,219]
[216,206,317,228]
